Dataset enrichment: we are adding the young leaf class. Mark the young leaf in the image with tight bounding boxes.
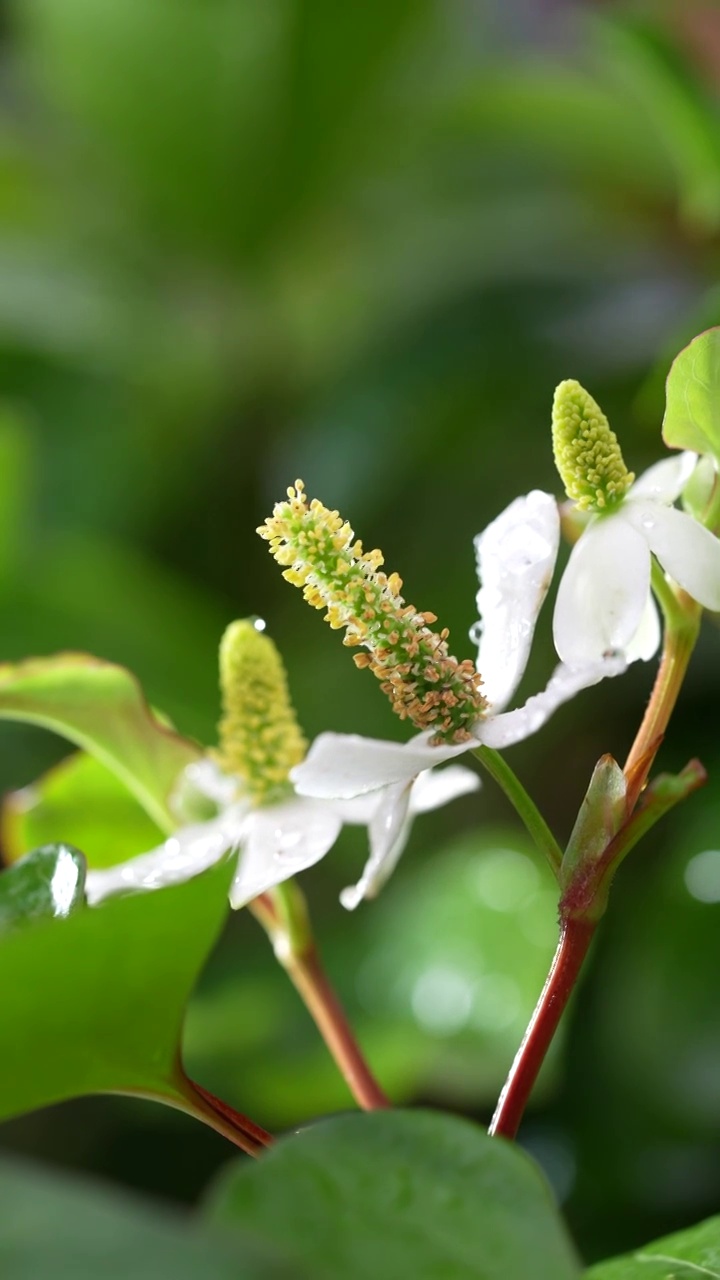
[206,1110,581,1280]
[2,751,163,869]
[0,1156,294,1280]
[560,755,627,903]
[0,852,232,1121]
[0,653,200,832]
[586,1213,720,1277]
[663,327,720,462]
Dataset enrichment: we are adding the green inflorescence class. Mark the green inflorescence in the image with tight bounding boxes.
[258,481,487,745]
[552,379,634,512]
[215,619,307,805]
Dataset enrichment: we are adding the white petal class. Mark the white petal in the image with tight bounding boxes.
[325,793,380,825]
[332,766,479,910]
[182,759,239,806]
[473,490,560,711]
[625,501,720,611]
[553,514,650,664]
[229,797,343,909]
[477,655,627,749]
[624,593,661,663]
[291,731,469,800]
[629,452,697,504]
[340,781,414,911]
[407,765,480,814]
[85,806,246,904]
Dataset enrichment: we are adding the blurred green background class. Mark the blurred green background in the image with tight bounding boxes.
[1,0,720,1264]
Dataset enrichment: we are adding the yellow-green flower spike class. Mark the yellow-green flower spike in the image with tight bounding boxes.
[258,481,487,745]
[552,379,634,512]
[215,618,307,805]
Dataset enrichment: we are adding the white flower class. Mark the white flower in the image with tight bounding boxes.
[85,757,478,911]
[289,490,628,877]
[553,452,720,665]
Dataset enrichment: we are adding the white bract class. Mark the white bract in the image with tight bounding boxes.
[553,452,720,664]
[290,489,628,883]
[85,757,478,911]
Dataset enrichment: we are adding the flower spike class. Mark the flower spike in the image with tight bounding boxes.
[258,481,487,744]
[553,380,634,512]
[215,618,307,805]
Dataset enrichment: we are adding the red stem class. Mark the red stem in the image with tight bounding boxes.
[288,945,390,1111]
[488,918,596,1140]
[187,1079,273,1156]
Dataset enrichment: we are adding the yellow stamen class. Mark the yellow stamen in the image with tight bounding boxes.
[258,482,486,744]
[215,618,307,805]
[552,380,634,512]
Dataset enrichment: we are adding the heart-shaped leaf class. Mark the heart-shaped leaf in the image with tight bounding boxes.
[0,1156,296,1280]
[206,1110,580,1280]
[586,1214,720,1277]
[0,653,200,831]
[663,328,720,462]
[2,751,163,868]
[0,848,232,1122]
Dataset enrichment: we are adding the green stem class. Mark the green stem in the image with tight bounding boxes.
[472,744,563,877]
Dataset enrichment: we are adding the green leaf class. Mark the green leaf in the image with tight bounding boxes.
[663,327,720,461]
[0,1156,297,1280]
[0,843,85,932]
[0,852,232,1120]
[586,1214,720,1277]
[0,653,200,832]
[2,751,163,869]
[207,1110,580,1280]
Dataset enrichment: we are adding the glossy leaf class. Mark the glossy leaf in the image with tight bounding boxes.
[586,1215,720,1277]
[0,852,232,1120]
[2,751,163,869]
[207,1110,580,1280]
[0,1157,296,1280]
[663,328,720,461]
[0,843,85,932]
[0,653,200,832]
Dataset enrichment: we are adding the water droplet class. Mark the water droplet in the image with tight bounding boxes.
[50,849,82,917]
[272,827,304,861]
[640,515,655,531]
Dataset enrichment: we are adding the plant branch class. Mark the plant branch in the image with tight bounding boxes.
[623,573,701,809]
[250,884,389,1112]
[488,918,595,1141]
[159,1071,272,1156]
[472,744,563,877]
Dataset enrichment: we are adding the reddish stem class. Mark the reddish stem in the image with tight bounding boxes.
[251,891,389,1111]
[288,945,390,1111]
[489,918,596,1141]
[187,1078,273,1156]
